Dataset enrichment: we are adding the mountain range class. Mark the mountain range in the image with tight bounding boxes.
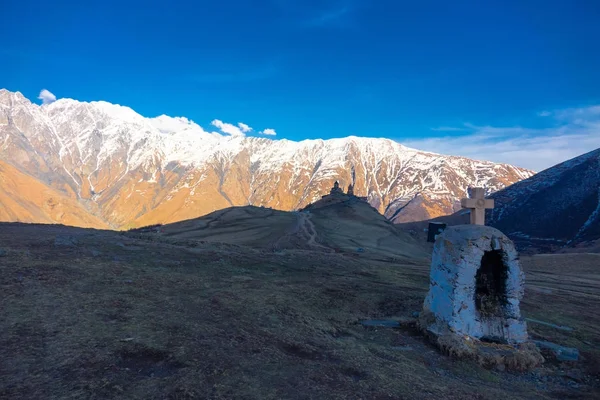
[0,89,533,229]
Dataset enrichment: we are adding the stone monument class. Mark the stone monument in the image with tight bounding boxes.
[419,188,542,369]
[421,225,527,343]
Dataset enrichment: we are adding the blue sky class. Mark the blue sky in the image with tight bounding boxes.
[2,0,599,170]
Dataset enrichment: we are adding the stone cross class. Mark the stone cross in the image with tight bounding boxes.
[461,187,494,225]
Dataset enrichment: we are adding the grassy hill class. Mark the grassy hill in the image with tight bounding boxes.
[155,199,428,263]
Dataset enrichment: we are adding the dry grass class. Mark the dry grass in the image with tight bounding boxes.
[0,222,599,399]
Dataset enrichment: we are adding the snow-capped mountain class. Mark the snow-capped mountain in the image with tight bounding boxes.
[0,89,534,229]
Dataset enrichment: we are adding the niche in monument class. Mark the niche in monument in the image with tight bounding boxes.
[475,250,509,319]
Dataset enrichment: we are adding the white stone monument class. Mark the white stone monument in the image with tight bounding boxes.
[421,224,528,344]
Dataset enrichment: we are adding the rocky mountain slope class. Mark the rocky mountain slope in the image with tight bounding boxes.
[0,160,109,228]
[398,148,600,252]
[0,89,533,229]
[488,148,600,248]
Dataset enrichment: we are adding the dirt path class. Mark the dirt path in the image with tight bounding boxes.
[297,211,331,251]
[271,211,330,251]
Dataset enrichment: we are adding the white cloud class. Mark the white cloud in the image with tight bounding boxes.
[210,120,276,137]
[403,105,600,172]
[38,89,56,105]
[211,119,247,136]
[260,128,277,136]
[537,110,551,117]
[150,115,206,134]
[238,122,253,133]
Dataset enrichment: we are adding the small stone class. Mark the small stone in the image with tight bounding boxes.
[360,319,400,328]
[526,318,573,332]
[533,340,579,362]
[491,237,501,250]
[563,369,584,383]
[0,249,7,257]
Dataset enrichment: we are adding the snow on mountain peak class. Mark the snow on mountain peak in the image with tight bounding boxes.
[0,88,536,229]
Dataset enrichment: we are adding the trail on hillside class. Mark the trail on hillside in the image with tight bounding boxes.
[271,211,330,252]
[297,211,329,250]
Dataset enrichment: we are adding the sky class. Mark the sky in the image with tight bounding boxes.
[1,0,599,171]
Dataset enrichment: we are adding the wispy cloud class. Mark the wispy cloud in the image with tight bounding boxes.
[537,110,551,117]
[259,128,277,136]
[211,119,250,137]
[238,122,253,133]
[404,105,600,172]
[430,126,465,132]
[38,89,57,105]
[210,120,277,137]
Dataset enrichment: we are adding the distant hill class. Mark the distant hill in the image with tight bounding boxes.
[152,197,428,262]
[397,148,600,252]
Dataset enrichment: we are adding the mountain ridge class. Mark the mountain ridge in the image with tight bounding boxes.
[488,147,600,248]
[0,89,534,229]
[396,148,600,252]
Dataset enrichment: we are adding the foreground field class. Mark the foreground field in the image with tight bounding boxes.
[0,222,599,399]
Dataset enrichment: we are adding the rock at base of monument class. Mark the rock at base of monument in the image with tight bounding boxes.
[431,332,543,371]
[418,314,544,371]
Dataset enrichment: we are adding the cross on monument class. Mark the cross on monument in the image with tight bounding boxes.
[461,187,494,225]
